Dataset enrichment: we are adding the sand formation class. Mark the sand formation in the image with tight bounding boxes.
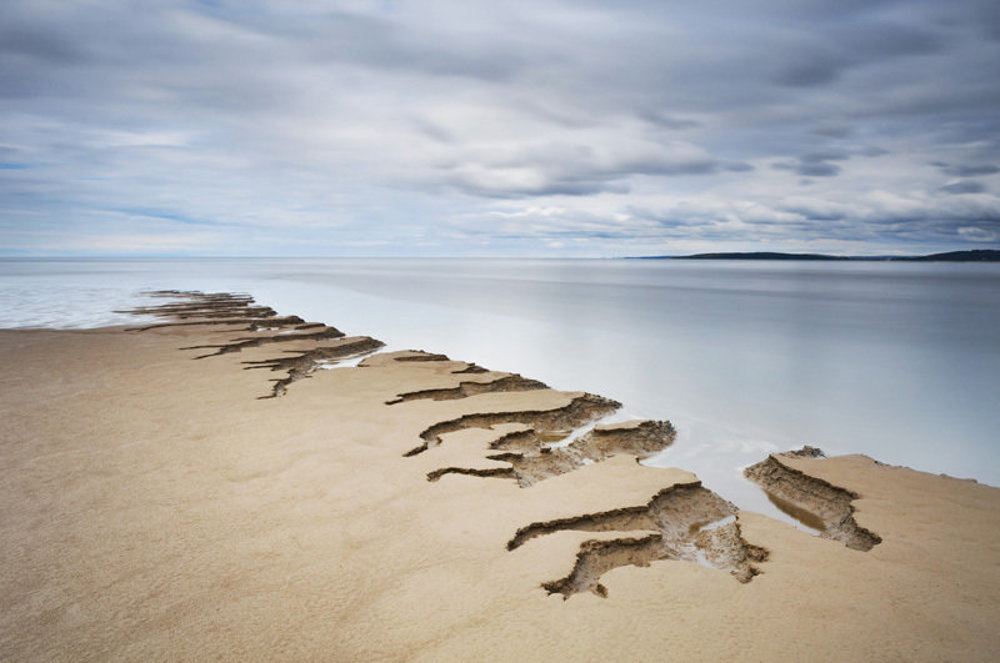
[120,290,895,599]
[428,419,677,487]
[127,290,385,397]
[745,449,883,551]
[403,391,622,457]
[4,290,999,659]
[385,373,549,405]
[508,482,767,596]
[244,336,387,398]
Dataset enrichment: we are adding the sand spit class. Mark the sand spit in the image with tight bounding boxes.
[2,291,999,661]
[181,326,348,359]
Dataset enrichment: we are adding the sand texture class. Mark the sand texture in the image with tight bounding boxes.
[1,292,998,661]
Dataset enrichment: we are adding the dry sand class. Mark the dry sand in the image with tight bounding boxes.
[1,293,998,661]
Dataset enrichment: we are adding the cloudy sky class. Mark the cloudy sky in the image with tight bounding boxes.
[1,0,999,256]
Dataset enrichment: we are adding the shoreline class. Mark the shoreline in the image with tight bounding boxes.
[1,292,998,660]
[3,257,998,491]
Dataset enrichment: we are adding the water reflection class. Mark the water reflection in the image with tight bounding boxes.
[763,491,826,534]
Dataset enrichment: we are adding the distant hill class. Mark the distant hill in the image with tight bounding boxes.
[902,250,1000,262]
[629,249,1000,262]
[680,252,846,261]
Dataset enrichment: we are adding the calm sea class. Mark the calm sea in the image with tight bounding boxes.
[2,257,998,517]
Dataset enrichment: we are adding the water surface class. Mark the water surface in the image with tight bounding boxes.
[2,257,998,518]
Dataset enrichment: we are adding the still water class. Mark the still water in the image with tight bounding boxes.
[2,257,998,517]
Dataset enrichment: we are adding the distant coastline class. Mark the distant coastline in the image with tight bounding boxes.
[628,249,1000,262]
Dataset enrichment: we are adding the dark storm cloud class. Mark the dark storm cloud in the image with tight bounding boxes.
[797,163,841,177]
[969,0,1000,40]
[772,22,943,88]
[801,151,849,163]
[940,181,989,195]
[0,22,90,64]
[780,202,847,222]
[813,125,854,139]
[937,163,1000,177]
[773,151,846,177]
[860,146,891,157]
[636,111,701,130]
[0,0,999,256]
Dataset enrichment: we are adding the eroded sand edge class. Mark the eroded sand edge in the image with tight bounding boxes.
[1,291,997,661]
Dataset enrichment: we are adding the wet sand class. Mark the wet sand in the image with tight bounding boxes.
[1,293,998,661]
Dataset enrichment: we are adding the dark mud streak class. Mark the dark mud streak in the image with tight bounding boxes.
[124,294,254,310]
[426,420,676,488]
[486,448,583,487]
[394,353,451,362]
[245,337,386,399]
[127,315,307,333]
[489,430,541,452]
[122,291,278,320]
[386,375,549,405]
[543,535,665,599]
[507,483,767,598]
[425,448,583,486]
[744,453,882,551]
[164,306,279,320]
[508,502,660,551]
[426,466,516,482]
[573,421,676,462]
[244,337,385,372]
[452,363,489,374]
[123,290,380,397]
[404,393,621,457]
[123,289,769,598]
[123,291,276,321]
[180,327,347,359]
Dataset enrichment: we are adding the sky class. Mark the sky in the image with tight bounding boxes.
[1,0,999,257]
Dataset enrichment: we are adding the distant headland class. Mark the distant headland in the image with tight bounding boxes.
[628,249,1000,262]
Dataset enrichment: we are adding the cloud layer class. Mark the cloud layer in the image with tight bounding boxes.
[1,0,999,256]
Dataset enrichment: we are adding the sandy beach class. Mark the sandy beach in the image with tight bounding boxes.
[2,292,998,661]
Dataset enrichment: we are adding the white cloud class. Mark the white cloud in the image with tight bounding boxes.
[1,0,998,255]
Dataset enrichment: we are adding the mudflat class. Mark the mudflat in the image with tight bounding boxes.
[1,293,998,661]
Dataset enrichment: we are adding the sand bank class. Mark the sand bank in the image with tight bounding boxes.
[1,292,998,661]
